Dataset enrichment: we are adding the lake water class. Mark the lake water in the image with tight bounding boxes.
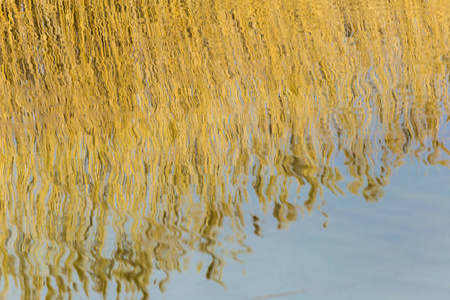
[0,0,449,299]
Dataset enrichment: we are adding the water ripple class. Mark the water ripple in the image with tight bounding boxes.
[0,0,449,298]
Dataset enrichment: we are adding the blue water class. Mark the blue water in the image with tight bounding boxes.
[162,161,450,300]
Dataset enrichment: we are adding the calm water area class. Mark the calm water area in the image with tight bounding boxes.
[0,0,450,299]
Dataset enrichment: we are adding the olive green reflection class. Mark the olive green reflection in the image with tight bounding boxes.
[0,0,449,298]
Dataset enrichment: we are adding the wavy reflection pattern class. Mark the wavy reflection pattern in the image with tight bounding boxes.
[0,0,449,298]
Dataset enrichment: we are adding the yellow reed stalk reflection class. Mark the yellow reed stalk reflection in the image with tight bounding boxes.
[0,0,449,298]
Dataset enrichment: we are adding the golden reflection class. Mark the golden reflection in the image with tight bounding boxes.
[0,0,449,298]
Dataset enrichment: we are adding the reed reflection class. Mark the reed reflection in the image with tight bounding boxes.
[0,0,449,298]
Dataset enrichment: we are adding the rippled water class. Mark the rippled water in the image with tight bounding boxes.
[0,0,449,299]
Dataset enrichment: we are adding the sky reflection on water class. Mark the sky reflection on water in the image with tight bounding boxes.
[166,161,450,300]
[0,0,450,299]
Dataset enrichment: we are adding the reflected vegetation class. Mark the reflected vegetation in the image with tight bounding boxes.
[0,0,449,298]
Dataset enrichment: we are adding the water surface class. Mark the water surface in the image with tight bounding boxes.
[0,0,449,299]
